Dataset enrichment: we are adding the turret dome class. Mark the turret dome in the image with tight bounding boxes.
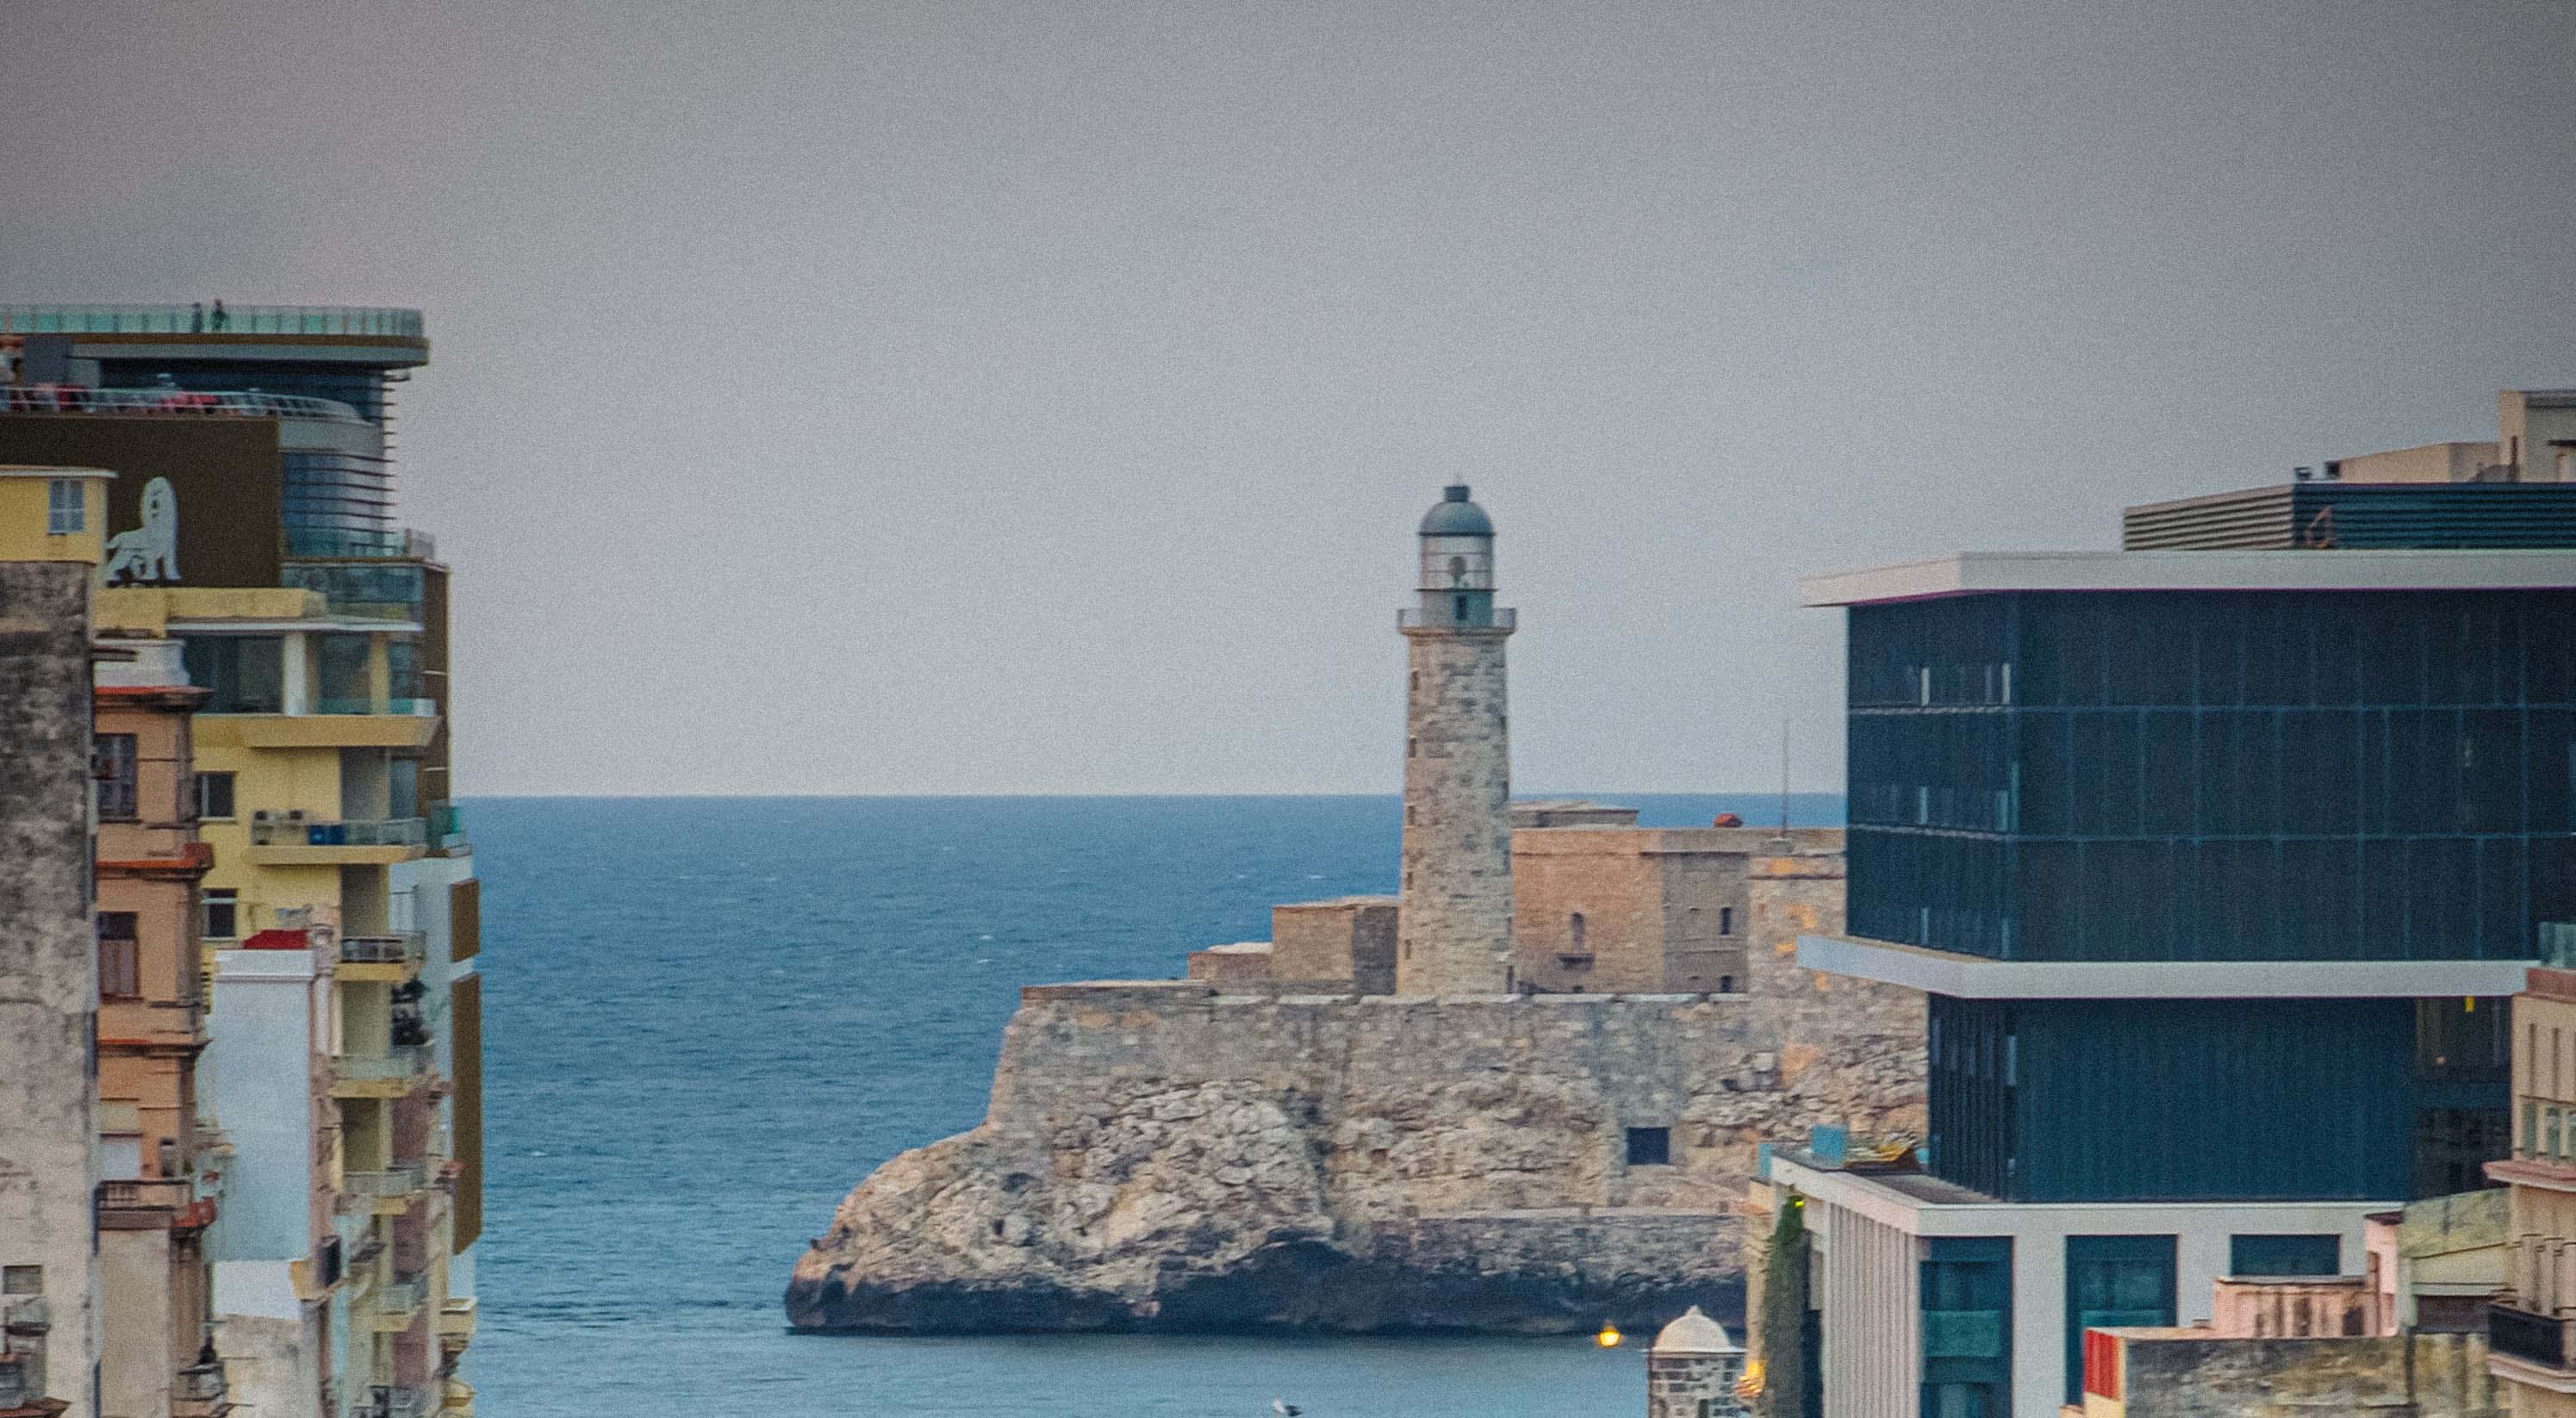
[1651,1306,1739,1355]
[1418,483,1495,537]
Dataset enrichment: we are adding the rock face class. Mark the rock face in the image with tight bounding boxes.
[786,973,1922,1334]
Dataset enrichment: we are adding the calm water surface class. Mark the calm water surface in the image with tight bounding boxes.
[469,794,1842,1417]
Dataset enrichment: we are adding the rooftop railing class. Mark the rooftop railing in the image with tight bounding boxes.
[285,527,437,561]
[2,384,366,423]
[0,303,423,337]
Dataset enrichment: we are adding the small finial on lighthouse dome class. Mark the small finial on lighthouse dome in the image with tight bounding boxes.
[1418,483,1495,537]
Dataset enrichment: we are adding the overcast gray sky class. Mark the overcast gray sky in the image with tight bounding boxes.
[6,1,2572,795]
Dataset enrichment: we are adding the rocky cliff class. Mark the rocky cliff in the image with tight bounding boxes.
[786,975,1921,1334]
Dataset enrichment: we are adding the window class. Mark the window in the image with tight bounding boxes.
[94,733,137,819]
[1626,1126,1671,1166]
[1,1266,38,1295]
[97,913,140,998]
[2230,1234,2339,1278]
[180,636,286,714]
[2064,1235,2175,1402]
[202,889,239,942]
[47,478,83,534]
[1454,594,1467,619]
[194,771,236,821]
[1719,905,1734,936]
[1570,912,1586,952]
[1719,975,1735,993]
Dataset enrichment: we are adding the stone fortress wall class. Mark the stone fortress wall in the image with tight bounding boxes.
[786,828,1924,1334]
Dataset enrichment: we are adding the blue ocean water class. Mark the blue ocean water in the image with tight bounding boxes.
[470,793,1843,1417]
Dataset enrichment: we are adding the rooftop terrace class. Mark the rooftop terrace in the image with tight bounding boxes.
[0,304,423,338]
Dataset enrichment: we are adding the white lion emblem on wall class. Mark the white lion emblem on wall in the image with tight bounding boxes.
[101,476,181,585]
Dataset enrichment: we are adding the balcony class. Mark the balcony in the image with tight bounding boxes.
[249,816,429,867]
[172,1359,232,1418]
[358,1382,434,1418]
[439,1295,476,1347]
[0,303,423,338]
[0,383,367,423]
[338,932,426,983]
[340,1162,430,1215]
[96,1177,217,1232]
[331,1045,434,1099]
[371,1274,430,1332]
[2491,1301,2576,1377]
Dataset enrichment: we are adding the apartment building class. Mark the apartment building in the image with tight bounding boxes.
[0,306,480,1418]
[91,635,227,1418]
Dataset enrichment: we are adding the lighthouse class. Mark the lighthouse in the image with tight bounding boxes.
[1396,483,1516,995]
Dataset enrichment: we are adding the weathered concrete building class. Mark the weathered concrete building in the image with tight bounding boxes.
[0,466,114,1418]
[789,485,1925,1334]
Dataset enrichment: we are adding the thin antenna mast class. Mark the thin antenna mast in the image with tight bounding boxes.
[1778,716,1791,839]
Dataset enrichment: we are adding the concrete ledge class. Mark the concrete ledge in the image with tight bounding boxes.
[1797,933,2535,999]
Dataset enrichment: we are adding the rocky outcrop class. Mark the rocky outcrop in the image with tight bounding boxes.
[786,980,1921,1334]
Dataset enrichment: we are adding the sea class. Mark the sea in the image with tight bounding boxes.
[469,793,1845,1417]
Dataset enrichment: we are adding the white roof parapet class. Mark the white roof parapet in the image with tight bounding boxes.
[1798,549,2576,607]
[1798,933,2535,1000]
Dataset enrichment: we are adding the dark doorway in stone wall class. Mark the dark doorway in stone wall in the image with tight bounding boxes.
[1626,1127,1671,1166]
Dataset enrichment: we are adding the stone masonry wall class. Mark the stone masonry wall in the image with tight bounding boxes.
[1397,628,1514,996]
[788,942,1922,1334]
[2117,1330,2502,1418]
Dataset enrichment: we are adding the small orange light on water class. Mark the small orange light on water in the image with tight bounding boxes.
[1596,1325,1623,1348]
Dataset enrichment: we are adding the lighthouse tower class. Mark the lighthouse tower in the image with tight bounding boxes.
[1396,483,1516,996]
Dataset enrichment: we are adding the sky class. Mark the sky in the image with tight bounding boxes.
[5,0,2573,796]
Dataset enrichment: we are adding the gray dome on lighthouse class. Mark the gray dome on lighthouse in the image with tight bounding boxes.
[1418,483,1495,537]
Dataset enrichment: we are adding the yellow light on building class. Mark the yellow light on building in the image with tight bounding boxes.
[1596,1324,1623,1348]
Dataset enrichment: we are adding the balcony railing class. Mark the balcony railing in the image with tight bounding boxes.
[2491,1300,2576,1371]
[335,1045,431,1085]
[2,384,366,423]
[340,933,426,967]
[97,1178,192,1212]
[1922,1308,2007,1359]
[251,818,427,849]
[177,1362,228,1402]
[374,1273,429,1317]
[1397,606,1516,631]
[0,303,423,337]
[315,696,439,717]
[344,1162,429,1200]
[362,1382,433,1418]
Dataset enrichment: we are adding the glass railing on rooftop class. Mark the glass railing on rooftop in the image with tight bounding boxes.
[0,304,423,337]
[285,527,437,561]
[3,385,367,423]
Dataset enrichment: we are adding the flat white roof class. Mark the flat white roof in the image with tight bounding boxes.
[1799,550,2576,606]
[1799,933,2534,999]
